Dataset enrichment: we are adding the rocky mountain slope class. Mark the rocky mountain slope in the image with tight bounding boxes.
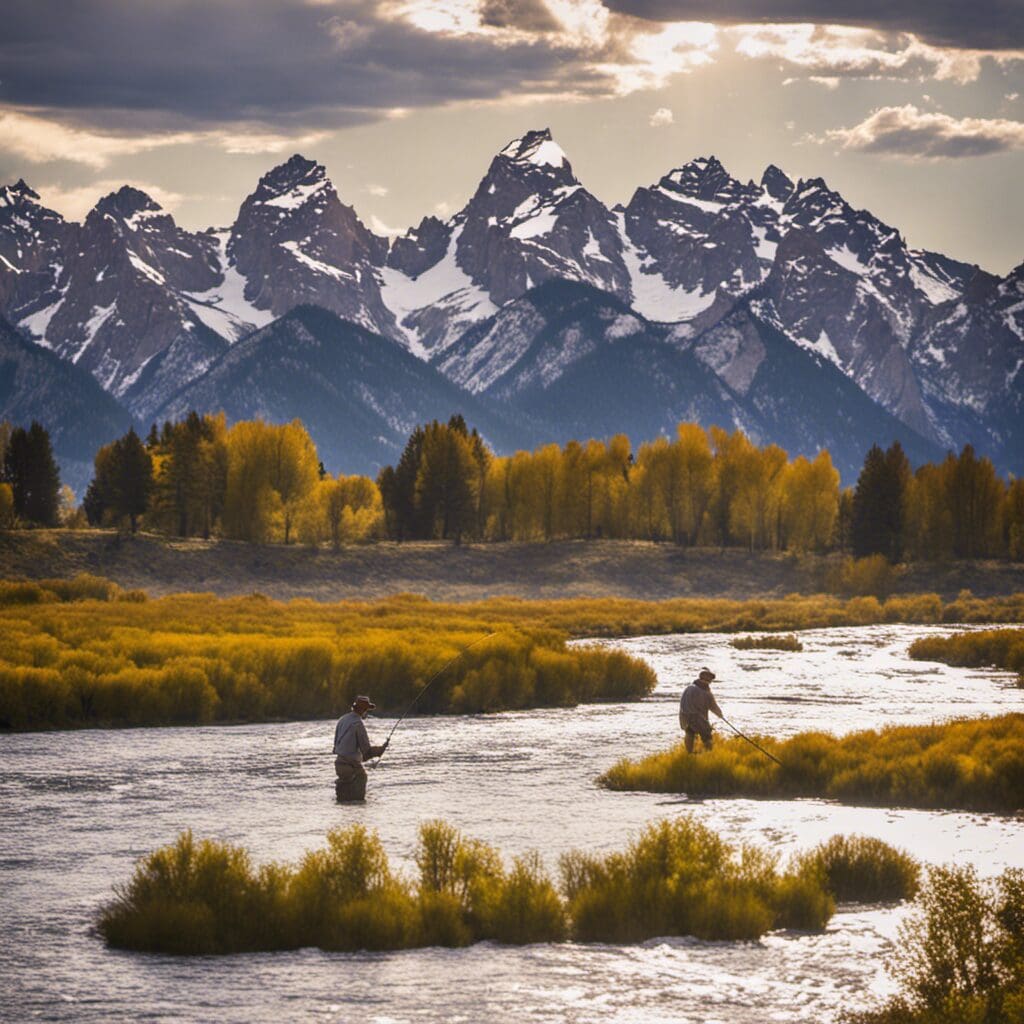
[158,305,540,475]
[0,129,1020,481]
[0,314,132,493]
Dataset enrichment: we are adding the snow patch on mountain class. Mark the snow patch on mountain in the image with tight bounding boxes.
[183,231,270,341]
[379,225,497,357]
[617,214,716,322]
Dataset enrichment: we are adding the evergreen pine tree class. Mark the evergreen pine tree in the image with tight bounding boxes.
[113,429,153,534]
[851,442,909,561]
[2,422,60,526]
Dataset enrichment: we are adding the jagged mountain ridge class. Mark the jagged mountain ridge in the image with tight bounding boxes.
[0,129,1020,476]
[436,278,942,480]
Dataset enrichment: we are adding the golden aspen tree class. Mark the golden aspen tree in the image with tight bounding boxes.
[675,424,714,546]
[782,451,840,552]
[223,419,318,543]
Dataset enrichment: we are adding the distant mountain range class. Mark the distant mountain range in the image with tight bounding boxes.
[1,128,1021,490]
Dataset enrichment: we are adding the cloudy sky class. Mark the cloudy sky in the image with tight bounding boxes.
[2,0,1023,272]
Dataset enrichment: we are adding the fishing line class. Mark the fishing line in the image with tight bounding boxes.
[370,631,498,769]
[719,714,784,767]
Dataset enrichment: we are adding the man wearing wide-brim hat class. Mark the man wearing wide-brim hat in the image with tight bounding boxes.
[333,695,388,790]
[679,668,723,753]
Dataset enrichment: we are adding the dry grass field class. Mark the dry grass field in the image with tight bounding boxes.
[3,530,1023,601]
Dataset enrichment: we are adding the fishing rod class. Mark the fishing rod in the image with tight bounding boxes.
[719,714,784,767]
[371,631,498,769]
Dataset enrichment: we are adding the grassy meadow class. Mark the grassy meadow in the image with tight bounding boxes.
[98,817,921,955]
[600,715,1024,814]
[2,576,1023,730]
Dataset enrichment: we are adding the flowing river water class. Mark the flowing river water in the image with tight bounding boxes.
[2,624,1022,1023]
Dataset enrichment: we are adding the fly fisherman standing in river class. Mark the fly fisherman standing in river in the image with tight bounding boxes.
[679,668,723,753]
[334,695,388,800]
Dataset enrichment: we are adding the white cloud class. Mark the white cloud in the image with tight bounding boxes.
[731,24,1023,85]
[0,109,200,169]
[366,183,390,196]
[36,180,184,221]
[0,107,330,168]
[649,106,674,126]
[825,104,1024,158]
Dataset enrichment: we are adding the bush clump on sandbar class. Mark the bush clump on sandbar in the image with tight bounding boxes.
[730,633,804,652]
[841,864,1024,1024]
[793,835,919,903]
[101,817,915,955]
[600,714,1024,815]
[909,628,1024,686]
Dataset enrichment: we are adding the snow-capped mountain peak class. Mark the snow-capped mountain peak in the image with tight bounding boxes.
[498,128,569,170]
[0,179,48,210]
[660,155,754,205]
[93,185,162,222]
[250,153,330,212]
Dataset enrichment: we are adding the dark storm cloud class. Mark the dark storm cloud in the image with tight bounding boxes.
[0,0,602,130]
[603,0,1024,51]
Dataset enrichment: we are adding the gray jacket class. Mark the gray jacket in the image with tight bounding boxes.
[333,711,372,765]
[679,681,722,728]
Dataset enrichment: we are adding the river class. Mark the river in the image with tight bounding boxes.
[2,624,1022,1023]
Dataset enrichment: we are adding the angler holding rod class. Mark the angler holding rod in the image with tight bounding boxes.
[332,632,497,801]
[679,667,783,766]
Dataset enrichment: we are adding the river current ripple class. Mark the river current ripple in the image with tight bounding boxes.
[1,624,1022,1023]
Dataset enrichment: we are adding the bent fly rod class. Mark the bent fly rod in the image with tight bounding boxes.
[371,631,498,769]
[719,714,784,767]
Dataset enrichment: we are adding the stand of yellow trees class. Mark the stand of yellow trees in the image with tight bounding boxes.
[71,411,1024,559]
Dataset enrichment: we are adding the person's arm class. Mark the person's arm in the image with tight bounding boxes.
[356,719,372,759]
[709,693,723,718]
[357,720,389,760]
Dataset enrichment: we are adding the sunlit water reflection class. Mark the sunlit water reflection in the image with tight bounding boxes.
[1,624,1021,1022]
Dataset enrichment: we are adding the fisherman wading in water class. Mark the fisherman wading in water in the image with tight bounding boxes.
[679,668,723,753]
[333,695,388,801]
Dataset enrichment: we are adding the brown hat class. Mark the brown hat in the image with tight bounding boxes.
[352,695,376,710]
[698,668,715,682]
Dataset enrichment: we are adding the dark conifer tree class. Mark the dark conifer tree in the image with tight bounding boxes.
[388,425,425,540]
[851,442,909,561]
[112,429,153,533]
[1,421,61,526]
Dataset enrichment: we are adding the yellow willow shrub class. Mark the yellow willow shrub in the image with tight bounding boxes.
[730,634,804,651]
[98,831,293,955]
[289,826,413,951]
[839,866,1024,1024]
[100,821,848,956]
[3,584,1023,730]
[909,628,1024,683]
[413,821,564,945]
[0,573,133,605]
[601,715,1024,814]
[559,817,833,944]
[830,555,897,598]
[794,835,920,903]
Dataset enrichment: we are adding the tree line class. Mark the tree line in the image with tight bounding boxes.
[2,413,1022,562]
